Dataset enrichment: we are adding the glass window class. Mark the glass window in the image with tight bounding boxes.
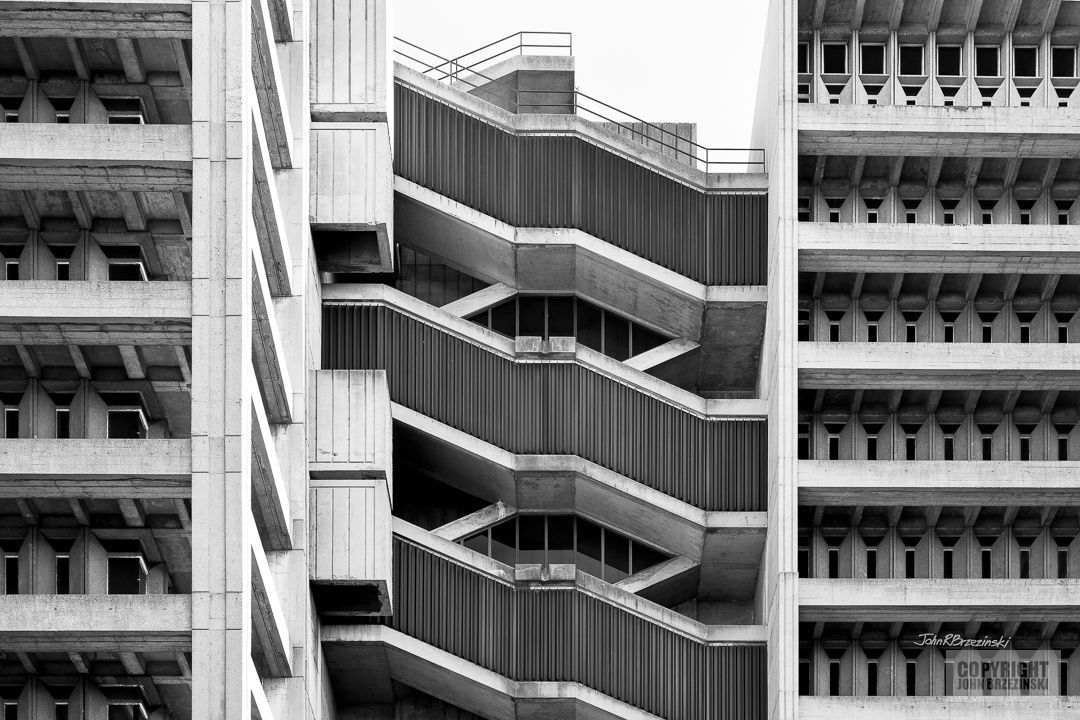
[490,300,516,336]
[547,515,575,564]
[547,296,574,337]
[604,531,630,583]
[517,515,545,564]
[899,45,923,75]
[976,46,1000,76]
[938,46,962,76]
[603,313,630,361]
[576,301,602,351]
[1052,47,1076,78]
[517,297,545,337]
[861,44,885,75]
[822,44,848,74]
[107,555,147,594]
[1014,47,1039,77]
[490,519,516,566]
[575,517,604,579]
[798,43,810,74]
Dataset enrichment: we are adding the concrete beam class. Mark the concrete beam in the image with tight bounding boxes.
[798,222,1080,274]
[250,514,291,677]
[251,253,293,424]
[0,124,191,191]
[251,0,293,168]
[251,108,293,297]
[249,657,275,720]
[0,595,191,651]
[0,0,192,37]
[0,439,189,497]
[799,578,1080,621]
[798,460,1080,506]
[250,393,292,550]
[432,501,517,542]
[440,283,517,318]
[624,338,700,373]
[799,105,1080,158]
[0,281,191,345]
[324,285,766,418]
[799,697,1080,720]
[799,342,1080,390]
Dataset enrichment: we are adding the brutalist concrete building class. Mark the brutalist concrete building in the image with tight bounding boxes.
[0,0,1077,718]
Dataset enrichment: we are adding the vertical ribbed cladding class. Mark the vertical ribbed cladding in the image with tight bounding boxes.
[323,304,767,511]
[394,83,767,285]
[391,537,766,720]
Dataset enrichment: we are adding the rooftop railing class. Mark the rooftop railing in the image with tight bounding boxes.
[394,33,766,173]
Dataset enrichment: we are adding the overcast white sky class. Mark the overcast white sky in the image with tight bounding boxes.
[394,0,770,148]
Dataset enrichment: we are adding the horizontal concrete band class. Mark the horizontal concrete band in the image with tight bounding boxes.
[323,284,765,418]
[799,578,1080,621]
[799,696,1080,720]
[799,459,1080,506]
[0,594,192,651]
[394,64,767,193]
[799,104,1080,158]
[0,281,192,345]
[397,403,766,558]
[323,625,667,720]
[0,1,192,39]
[395,517,766,645]
[798,221,1080,274]
[799,342,1080,390]
[0,438,190,497]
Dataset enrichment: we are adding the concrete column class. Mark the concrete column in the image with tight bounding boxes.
[190,0,255,715]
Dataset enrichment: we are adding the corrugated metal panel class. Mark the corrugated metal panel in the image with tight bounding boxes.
[323,304,766,511]
[394,83,767,285]
[392,536,767,720]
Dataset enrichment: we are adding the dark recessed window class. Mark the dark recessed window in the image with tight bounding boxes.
[976,46,1000,76]
[861,45,885,75]
[4,554,18,594]
[822,44,848,74]
[107,555,147,594]
[865,548,877,578]
[1052,47,1076,78]
[1014,47,1038,77]
[981,548,993,578]
[798,43,811,74]
[938,46,962,76]
[899,45,923,75]
[943,547,953,578]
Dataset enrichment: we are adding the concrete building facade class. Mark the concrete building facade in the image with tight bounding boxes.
[0,0,1077,718]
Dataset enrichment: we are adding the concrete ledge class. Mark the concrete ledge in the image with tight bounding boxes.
[799,221,1080,274]
[799,342,1080,390]
[799,696,1080,720]
[250,518,292,677]
[251,253,293,424]
[323,625,666,720]
[251,0,293,169]
[324,284,766,417]
[0,0,192,38]
[0,124,191,192]
[395,64,767,192]
[0,438,190,497]
[0,594,191,651]
[799,578,1080,621]
[252,106,293,297]
[250,394,291,550]
[799,460,1080,506]
[0,280,191,345]
[799,104,1080,157]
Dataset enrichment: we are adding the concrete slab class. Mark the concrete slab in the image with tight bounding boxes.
[0,438,190,497]
[799,104,1080,157]
[799,342,1080,390]
[799,578,1080,621]
[799,221,1080,274]
[799,696,1080,720]
[799,459,1080,506]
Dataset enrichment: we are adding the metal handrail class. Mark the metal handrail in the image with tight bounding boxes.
[392,34,765,173]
